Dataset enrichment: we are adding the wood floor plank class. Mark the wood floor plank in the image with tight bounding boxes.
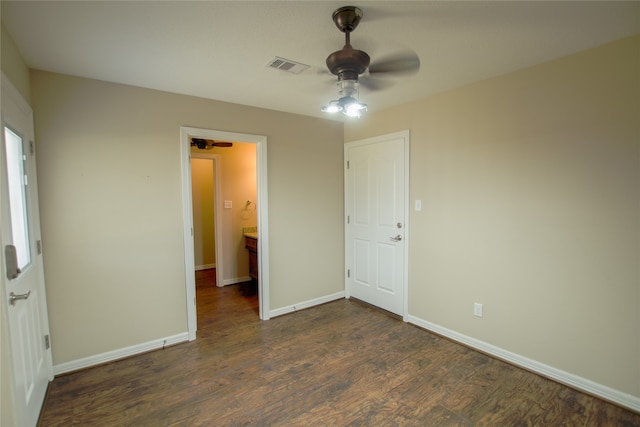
[38,274,640,426]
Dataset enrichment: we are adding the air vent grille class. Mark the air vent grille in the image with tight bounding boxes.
[266,57,309,74]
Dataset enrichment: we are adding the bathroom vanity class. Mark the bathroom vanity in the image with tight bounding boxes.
[244,233,258,282]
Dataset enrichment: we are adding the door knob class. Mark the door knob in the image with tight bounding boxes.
[390,235,402,242]
[9,291,31,306]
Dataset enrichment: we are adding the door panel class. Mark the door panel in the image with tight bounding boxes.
[346,132,408,316]
[377,243,396,293]
[354,239,370,284]
[1,74,53,427]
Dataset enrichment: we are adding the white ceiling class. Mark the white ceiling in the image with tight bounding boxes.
[3,1,639,121]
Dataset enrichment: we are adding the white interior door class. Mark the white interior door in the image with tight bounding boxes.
[1,74,53,426]
[345,131,409,317]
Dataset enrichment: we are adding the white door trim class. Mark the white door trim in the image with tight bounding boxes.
[190,153,223,286]
[344,130,410,321]
[180,127,269,340]
[1,73,54,426]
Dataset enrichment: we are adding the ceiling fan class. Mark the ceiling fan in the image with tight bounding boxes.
[322,6,420,117]
[190,138,233,150]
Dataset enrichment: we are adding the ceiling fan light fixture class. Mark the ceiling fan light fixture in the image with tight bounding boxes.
[343,103,366,118]
[343,108,363,118]
[343,98,367,111]
[321,95,367,117]
[322,80,367,118]
[321,101,342,113]
[341,96,367,118]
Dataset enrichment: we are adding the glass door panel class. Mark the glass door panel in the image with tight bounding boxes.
[3,125,31,271]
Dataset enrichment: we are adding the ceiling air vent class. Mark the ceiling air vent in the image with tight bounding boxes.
[265,57,309,74]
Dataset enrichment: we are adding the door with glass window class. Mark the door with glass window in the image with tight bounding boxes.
[1,74,53,427]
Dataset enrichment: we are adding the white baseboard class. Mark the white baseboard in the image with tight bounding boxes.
[221,276,252,286]
[408,315,640,413]
[270,291,345,318]
[195,263,216,271]
[53,332,189,376]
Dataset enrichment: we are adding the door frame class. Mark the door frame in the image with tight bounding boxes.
[344,130,410,321]
[180,127,270,340]
[190,153,223,286]
[1,72,54,426]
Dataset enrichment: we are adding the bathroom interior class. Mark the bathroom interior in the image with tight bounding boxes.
[190,141,258,317]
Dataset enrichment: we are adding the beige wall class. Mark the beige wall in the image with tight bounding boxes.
[214,142,257,282]
[30,70,344,365]
[345,35,640,398]
[1,24,30,103]
[0,22,27,427]
[6,16,637,410]
[191,158,216,268]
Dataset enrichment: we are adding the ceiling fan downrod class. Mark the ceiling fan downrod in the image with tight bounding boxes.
[325,6,370,82]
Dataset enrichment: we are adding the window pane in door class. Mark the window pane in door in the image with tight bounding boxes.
[4,126,31,270]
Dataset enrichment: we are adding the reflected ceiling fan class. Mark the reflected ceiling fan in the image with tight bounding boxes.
[322,6,420,117]
[190,138,233,150]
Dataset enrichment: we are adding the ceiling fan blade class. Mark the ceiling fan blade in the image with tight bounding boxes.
[368,51,420,75]
[359,76,394,91]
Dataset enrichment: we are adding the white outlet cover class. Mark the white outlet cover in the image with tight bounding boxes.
[224,200,233,209]
[474,303,483,317]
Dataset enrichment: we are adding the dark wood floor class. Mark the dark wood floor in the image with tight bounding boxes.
[39,270,639,426]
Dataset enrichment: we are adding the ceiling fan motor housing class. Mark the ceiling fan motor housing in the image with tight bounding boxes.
[326,48,370,81]
[326,6,370,81]
[192,138,208,149]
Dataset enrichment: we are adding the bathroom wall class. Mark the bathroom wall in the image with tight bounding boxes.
[190,158,216,270]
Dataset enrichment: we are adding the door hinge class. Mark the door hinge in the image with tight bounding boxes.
[346,160,350,169]
[29,140,34,156]
[36,240,42,255]
[347,269,350,278]
[44,334,50,350]
[347,216,350,224]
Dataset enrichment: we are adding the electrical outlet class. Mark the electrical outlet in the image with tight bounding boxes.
[474,302,483,318]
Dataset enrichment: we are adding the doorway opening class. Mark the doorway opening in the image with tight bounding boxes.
[181,127,269,341]
[190,154,222,288]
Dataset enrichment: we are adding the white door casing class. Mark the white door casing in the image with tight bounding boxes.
[1,74,54,426]
[180,126,270,340]
[345,131,409,319]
